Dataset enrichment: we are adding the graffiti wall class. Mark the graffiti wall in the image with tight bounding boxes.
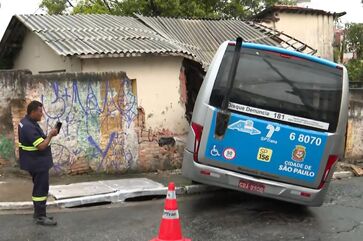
[0,71,185,174]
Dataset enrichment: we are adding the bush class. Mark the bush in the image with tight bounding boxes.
[346,59,363,81]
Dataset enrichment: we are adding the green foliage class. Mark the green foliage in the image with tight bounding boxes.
[343,23,363,82]
[73,0,111,14]
[40,0,68,15]
[346,59,363,81]
[40,0,296,18]
[114,0,185,17]
[345,23,363,59]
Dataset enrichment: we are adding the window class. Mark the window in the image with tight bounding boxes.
[130,78,137,96]
[210,47,343,132]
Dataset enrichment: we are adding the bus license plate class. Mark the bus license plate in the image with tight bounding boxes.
[239,180,265,193]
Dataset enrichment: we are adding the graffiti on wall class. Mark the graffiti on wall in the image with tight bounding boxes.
[40,77,138,173]
[0,71,185,173]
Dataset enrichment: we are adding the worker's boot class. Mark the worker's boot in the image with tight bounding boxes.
[34,216,57,226]
[33,201,57,226]
[34,217,57,226]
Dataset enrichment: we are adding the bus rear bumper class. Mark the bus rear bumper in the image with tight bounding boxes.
[182,149,329,206]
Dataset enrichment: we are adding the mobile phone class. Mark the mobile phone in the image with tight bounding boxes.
[56,122,62,134]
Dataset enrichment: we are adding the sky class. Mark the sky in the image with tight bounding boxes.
[297,0,363,23]
[0,0,43,39]
[0,0,362,39]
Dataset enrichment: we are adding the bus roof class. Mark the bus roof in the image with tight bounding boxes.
[235,42,338,69]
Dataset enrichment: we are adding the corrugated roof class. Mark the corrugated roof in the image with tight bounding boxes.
[15,14,192,58]
[136,15,287,68]
[0,14,317,70]
[136,15,317,67]
[253,5,346,20]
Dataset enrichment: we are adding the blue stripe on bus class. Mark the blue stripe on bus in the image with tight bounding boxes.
[241,42,338,68]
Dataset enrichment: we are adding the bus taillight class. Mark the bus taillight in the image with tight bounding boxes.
[318,155,339,189]
[191,122,203,162]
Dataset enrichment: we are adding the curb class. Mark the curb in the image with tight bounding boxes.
[0,184,219,211]
[0,171,355,211]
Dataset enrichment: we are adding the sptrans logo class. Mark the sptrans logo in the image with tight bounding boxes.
[292,145,306,162]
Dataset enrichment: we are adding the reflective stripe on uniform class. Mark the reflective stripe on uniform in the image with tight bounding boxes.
[32,196,47,202]
[33,137,44,147]
[19,143,38,151]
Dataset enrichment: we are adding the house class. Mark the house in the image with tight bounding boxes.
[0,14,315,174]
[0,14,317,125]
[252,5,346,60]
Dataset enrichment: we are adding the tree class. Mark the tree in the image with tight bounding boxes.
[40,0,68,15]
[345,23,363,59]
[346,59,363,81]
[73,0,111,14]
[343,23,363,81]
[40,0,296,19]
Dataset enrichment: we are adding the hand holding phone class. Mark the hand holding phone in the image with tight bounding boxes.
[55,122,62,134]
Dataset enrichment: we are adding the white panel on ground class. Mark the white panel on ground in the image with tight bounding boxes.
[49,181,115,200]
[101,178,164,191]
[49,178,165,200]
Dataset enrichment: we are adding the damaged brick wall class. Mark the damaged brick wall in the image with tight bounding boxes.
[135,107,184,172]
[0,70,186,175]
[345,89,363,162]
[0,70,28,167]
[180,59,205,123]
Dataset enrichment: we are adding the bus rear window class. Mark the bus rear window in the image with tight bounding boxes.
[209,47,343,132]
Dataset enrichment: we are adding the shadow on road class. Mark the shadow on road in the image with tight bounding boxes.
[188,189,315,222]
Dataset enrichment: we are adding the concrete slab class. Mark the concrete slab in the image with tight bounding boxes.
[49,181,115,200]
[49,178,165,201]
[101,178,164,191]
[55,187,168,208]
[55,192,120,208]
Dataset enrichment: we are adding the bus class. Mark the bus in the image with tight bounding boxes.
[182,38,349,206]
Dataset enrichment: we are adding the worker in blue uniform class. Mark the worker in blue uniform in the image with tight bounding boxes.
[18,101,59,226]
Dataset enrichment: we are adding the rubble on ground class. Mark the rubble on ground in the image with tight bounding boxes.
[337,162,363,177]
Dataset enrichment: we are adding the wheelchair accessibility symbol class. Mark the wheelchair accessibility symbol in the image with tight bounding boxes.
[210,145,221,157]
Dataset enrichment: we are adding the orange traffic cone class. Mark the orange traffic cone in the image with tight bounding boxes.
[150,182,191,241]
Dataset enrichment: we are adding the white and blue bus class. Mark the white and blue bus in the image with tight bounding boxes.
[182,38,349,206]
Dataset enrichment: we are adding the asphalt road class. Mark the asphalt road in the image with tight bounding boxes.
[0,177,362,241]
